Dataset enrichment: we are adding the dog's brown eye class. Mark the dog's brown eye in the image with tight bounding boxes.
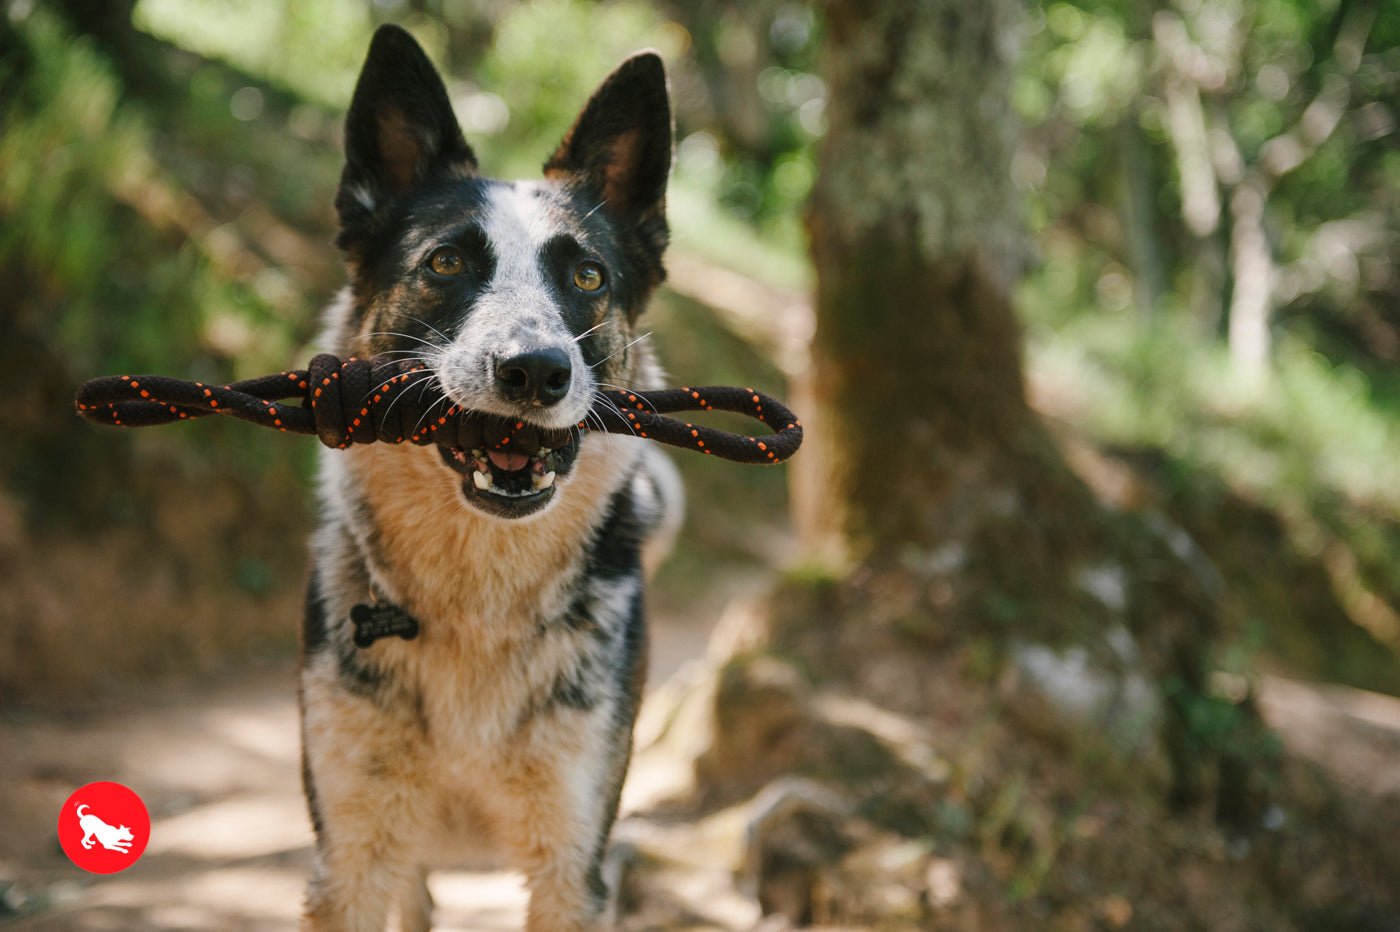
[573,261,605,292]
[429,246,464,276]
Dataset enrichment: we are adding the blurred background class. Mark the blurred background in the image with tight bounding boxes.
[2,0,1399,929]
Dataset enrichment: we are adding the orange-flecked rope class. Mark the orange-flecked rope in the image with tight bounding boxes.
[75,354,803,465]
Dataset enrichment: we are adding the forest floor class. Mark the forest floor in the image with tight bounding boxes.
[3,582,1400,932]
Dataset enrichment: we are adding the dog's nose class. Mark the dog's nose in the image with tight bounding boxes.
[494,348,572,407]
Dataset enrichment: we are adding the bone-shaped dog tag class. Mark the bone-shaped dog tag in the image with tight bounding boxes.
[350,602,419,648]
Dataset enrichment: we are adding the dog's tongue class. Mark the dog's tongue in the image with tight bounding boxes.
[488,449,529,472]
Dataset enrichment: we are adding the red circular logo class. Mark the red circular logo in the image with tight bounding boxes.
[58,782,150,874]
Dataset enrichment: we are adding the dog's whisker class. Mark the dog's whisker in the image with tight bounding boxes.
[363,366,430,401]
[376,370,439,423]
[408,377,452,438]
[588,331,652,371]
[402,316,455,348]
[364,330,445,352]
[585,388,643,436]
[594,381,661,414]
[582,410,610,435]
[572,320,609,343]
[368,348,435,361]
[359,360,431,401]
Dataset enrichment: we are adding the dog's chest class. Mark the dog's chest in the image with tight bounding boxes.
[399,596,608,751]
[304,440,645,786]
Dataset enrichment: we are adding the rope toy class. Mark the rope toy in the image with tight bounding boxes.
[74,354,802,465]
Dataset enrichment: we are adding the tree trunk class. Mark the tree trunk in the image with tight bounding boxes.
[1226,176,1275,384]
[808,0,1030,557]
[699,0,1239,815]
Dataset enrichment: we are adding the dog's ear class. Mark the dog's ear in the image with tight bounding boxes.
[544,52,672,224]
[336,24,475,239]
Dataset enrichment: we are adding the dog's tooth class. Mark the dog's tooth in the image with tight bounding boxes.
[533,470,556,490]
[473,470,492,491]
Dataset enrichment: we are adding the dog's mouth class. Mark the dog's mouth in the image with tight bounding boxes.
[436,419,582,519]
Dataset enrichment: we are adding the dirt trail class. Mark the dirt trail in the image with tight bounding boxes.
[3,621,1399,930]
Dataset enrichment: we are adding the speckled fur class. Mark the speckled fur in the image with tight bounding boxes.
[300,27,678,932]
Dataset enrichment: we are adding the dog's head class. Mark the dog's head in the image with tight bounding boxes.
[330,25,671,519]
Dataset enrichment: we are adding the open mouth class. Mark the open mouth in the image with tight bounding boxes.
[436,416,581,519]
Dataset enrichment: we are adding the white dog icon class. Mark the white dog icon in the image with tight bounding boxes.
[75,803,135,854]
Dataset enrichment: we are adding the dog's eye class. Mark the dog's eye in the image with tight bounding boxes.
[428,246,465,276]
[573,261,606,293]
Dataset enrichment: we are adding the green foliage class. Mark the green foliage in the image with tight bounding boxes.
[471,0,687,177]
[1162,672,1280,760]
[133,0,375,107]
[1013,0,1400,686]
[0,9,183,374]
[0,5,332,527]
[0,6,314,378]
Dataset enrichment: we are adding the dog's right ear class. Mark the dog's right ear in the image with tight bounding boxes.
[336,25,475,244]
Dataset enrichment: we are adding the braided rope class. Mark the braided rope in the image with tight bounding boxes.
[74,354,802,465]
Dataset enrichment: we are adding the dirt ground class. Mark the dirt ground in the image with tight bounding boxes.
[3,597,1400,931]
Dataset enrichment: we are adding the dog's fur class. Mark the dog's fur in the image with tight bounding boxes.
[299,26,680,932]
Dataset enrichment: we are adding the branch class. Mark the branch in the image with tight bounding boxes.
[1256,0,1379,184]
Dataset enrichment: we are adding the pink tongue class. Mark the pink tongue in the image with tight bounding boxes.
[487,449,529,472]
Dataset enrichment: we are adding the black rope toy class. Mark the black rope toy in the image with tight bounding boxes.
[74,354,803,465]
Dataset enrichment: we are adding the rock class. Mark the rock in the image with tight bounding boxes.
[741,777,857,925]
[1002,626,1167,777]
[696,654,813,799]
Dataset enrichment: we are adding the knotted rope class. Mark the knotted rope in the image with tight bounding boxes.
[74,354,802,465]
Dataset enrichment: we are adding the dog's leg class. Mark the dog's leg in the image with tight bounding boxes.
[396,867,433,932]
[495,712,635,932]
[299,672,430,932]
[303,844,423,932]
[510,814,610,932]
[301,854,389,932]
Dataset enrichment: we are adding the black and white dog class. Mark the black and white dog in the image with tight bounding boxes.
[300,25,680,931]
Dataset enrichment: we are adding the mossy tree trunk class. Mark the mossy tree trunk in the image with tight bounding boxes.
[799,0,1234,787]
[699,0,1249,818]
[808,0,1038,556]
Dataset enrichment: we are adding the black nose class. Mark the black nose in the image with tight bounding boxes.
[494,348,572,407]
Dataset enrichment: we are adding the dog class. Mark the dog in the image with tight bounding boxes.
[298,24,681,932]
[75,803,135,854]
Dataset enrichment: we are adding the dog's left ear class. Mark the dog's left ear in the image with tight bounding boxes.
[545,52,672,223]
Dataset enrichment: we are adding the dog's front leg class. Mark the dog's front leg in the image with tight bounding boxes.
[396,867,433,932]
[496,714,633,932]
[300,678,432,932]
[303,838,429,932]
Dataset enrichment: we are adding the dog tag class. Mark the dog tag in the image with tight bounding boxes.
[350,602,419,648]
